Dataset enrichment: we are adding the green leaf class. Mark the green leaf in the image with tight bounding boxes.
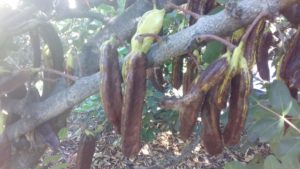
[0,112,6,134]
[251,104,270,121]
[268,80,292,115]
[276,136,300,157]
[263,155,283,169]
[224,161,247,169]
[43,155,61,165]
[50,162,68,169]
[203,41,224,64]
[216,0,229,4]
[286,99,300,117]
[247,117,284,143]
[58,127,68,141]
[280,153,300,169]
[117,0,126,14]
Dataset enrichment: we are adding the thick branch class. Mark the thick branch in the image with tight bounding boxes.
[146,0,280,66]
[54,10,109,22]
[74,0,186,76]
[1,73,99,142]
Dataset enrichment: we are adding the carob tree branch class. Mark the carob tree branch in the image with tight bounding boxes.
[146,0,281,67]
[74,0,187,76]
[54,10,109,22]
[0,0,289,160]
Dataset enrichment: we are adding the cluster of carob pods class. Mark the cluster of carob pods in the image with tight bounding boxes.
[99,1,300,157]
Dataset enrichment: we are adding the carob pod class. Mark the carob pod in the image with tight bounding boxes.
[179,55,228,140]
[201,86,223,155]
[29,29,42,68]
[121,52,146,157]
[179,92,204,140]
[183,57,197,94]
[280,2,300,27]
[121,3,165,157]
[223,57,251,146]
[147,67,164,92]
[171,57,183,89]
[214,51,233,110]
[256,31,272,81]
[154,67,165,87]
[76,133,96,169]
[280,27,300,86]
[161,56,228,140]
[161,57,229,111]
[0,136,11,169]
[245,20,266,68]
[131,6,165,53]
[99,37,123,133]
[38,23,64,100]
[0,69,37,96]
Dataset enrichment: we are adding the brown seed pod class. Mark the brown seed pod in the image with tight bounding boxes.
[280,28,300,88]
[121,52,146,157]
[183,58,197,94]
[76,133,96,169]
[244,20,266,68]
[171,57,183,89]
[201,87,224,155]
[0,137,11,169]
[154,67,165,87]
[147,67,164,92]
[0,69,36,96]
[179,91,205,140]
[256,32,272,81]
[160,57,228,140]
[280,2,300,27]
[160,57,228,110]
[223,59,251,146]
[99,38,123,134]
[39,23,64,100]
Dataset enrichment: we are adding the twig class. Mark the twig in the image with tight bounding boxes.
[166,1,200,20]
[54,10,109,23]
[41,68,78,81]
[197,35,236,51]
[136,33,162,43]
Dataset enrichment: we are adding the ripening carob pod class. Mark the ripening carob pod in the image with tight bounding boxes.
[183,58,197,94]
[121,52,146,157]
[179,90,205,140]
[244,20,266,68]
[280,27,300,86]
[161,57,228,140]
[171,57,183,89]
[147,67,164,92]
[223,57,251,146]
[161,57,229,110]
[201,87,223,155]
[214,51,232,109]
[121,4,165,157]
[0,138,11,169]
[76,133,96,169]
[154,67,165,87]
[0,69,37,96]
[99,38,123,134]
[179,57,228,140]
[256,32,272,81]
[39,23,64,100]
